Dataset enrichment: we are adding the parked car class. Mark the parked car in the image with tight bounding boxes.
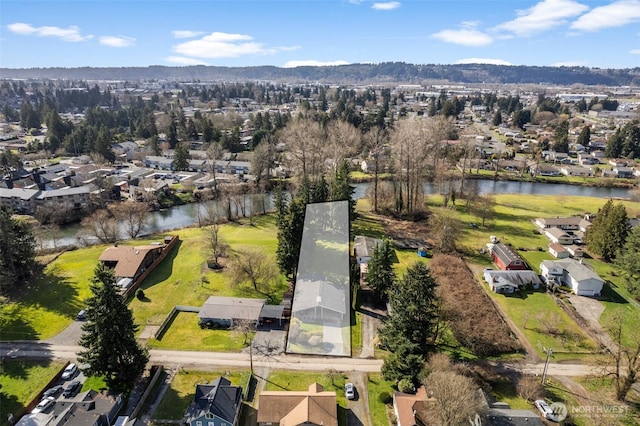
[534,399,559,422]
[43,385,63,399]
[61,363,78,380]
[76,310,86,321]
[345,382,355,400]
[63,381,81,398]
[31,396,55,413]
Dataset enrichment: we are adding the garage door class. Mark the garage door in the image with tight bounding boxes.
[577,289,595,296]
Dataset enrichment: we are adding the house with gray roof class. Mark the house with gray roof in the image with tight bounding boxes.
[0,187,39,214]
[540,259,604,296]
[184,377,242,426]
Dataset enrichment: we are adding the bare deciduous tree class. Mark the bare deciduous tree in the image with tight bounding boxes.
[471,194,496,227]
[229,249,279,298]
[363,127,389,213]
[233,318,256,346]
[517,375,543,402]
[425,370,486,426]
[111,201,149,239]
[428,207,462,253]
[604,313,640,401]
[325,120,361,175]
[205,218,228,269]
[278,116,324,183]
[81,209,118,243]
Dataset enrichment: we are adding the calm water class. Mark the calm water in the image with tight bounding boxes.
[38,179,631,249]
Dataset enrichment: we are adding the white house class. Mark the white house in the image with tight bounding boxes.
[548,243,570,259]
[353,235,383,265]
[483,269,542,294]
[544,227,575,245]
[540,259,604,296]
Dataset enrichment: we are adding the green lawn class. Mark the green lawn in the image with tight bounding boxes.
[1,215,283,342]
[129,216,283,329]
[153,369,250,420]
[0,360,65,426]
[146,311,252,351]
[488,290,597,360]
[488,378,531,409]
[366,373,395,426]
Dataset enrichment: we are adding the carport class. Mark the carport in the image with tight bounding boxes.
[259,305,285,326]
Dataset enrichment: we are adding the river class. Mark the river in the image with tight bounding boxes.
[38,179,632,249]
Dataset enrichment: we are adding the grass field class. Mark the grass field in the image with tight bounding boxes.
[366,373,395,426]
[146,311,253,351]
[0,360,65,426]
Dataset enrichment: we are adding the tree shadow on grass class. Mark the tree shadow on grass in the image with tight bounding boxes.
[152,384,193,421]
[600,282,628,305]
[29,265,81,318]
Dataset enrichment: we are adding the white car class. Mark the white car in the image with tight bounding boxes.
[345,382,355,400]
[31,396,55,414]
[534,399,559,422]
[61,363,78,380]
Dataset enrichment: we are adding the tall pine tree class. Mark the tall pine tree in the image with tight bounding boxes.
[585,199,629,261]
[366,239,395,301]
[78,263,148,392]
[615,225,640,299]
[0,208,36,295]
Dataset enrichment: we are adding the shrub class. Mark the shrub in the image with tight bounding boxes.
[136,289,145,300]
[397,378,415,394]
[378,391,392,404]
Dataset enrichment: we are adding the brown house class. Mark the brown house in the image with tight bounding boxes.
[99,244,164,282]
[257,383,337,426]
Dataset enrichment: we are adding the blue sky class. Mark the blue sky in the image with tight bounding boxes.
[1,0,639,69]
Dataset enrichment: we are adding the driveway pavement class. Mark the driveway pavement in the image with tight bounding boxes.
[345,372,371,426]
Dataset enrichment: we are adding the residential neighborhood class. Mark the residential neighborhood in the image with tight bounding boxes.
[2,73,640,426]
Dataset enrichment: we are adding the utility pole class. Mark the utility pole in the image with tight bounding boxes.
[541,347,553,384]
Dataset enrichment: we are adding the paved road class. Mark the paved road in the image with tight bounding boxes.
[1,341,602,377]
[0,342,384,372]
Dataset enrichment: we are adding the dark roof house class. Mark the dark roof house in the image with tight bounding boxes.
[184,377,242,426]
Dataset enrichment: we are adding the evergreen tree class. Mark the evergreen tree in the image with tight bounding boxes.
[331,159,356,220]
[311,174,329,203]
[276,197,305,277]
[492,110,502,126]
[380,262,440,354]
[366,239,396,300]
[149,135,161,156]
[585,199,629,261]
[78,263,148,392]
[552,120,569,153]
[381,340,425,386]
[615,225,640,299]
[576,126,591,147]
[0,208,36,295]
[172,142,190,171]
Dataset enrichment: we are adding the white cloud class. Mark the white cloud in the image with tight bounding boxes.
[493,0,589,36]
[630,49,640,54]
[456,58,512,65]
[7,22,91,42]
[172,30,204,39]
[99,36,136,47]
[165,56,209,65]
[283,60,350,68]
[372,2,401,11]
[348,0,365,4]
[432,28,493,46]
[551,60,589,66]
[571,0,640,31]
[173,31,294,59]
